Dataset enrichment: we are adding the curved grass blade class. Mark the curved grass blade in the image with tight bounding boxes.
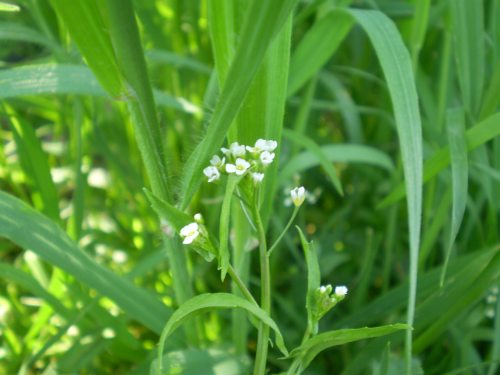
[379,112,500,208]
[219,175,240,281]
[440,108,468,286]
[280,144,394,184]
[283,128,343,195]
[156,293,288,375]
[0,191,174,336]
[347,9,423,370]
[146,49,211,75]
[179,0,299,209]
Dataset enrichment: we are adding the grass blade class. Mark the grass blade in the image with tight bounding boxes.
[179,0,299,209]
[440,108,468,286]
[0,191,174,336]
[379,112,500,207]
[283,128,343,195]
[288,11,353,96]
[348,9,423,370]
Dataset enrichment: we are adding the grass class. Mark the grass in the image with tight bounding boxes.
[0,0,499,374]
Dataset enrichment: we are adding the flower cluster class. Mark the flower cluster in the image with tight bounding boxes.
[203,139,278,184]
[311,284,348,324]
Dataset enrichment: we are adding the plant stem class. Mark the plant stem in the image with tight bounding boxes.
[253,190,271,375]
[268,206,299,256]
[227,264,257,306]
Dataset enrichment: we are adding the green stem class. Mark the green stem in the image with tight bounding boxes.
[253,190,271,375]
[227,264,257,306]
[268,206,299,256]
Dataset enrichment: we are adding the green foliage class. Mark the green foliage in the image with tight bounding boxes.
[0,0,498,374]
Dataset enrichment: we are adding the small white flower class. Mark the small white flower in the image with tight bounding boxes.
[194,213,203,223]
[210,155,225,168]
[290,186,306,207]
[247,139,278,153]
[221,147,231,156]
[203,166,220,182]
[251,172,265,184]
[180,222,200,245]
[335,285,348,297]
[226,158,251,175]
[260,151,275,166]
[230,142,246,157]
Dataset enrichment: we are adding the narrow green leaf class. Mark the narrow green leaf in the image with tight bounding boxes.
[179,0,299,209]
[451,0,485,118]
[49,0,124,96]
[283,128,343,195]
[290,324,408,370]
[379,112,500,207]
[288,11,353,96]
[0,191,173,336]
[5,106,60,223]
[296,226,320,335]
[440,108,468,286]
[280,144,394,184]
[219,175,240,281]
[146,49,211,75]
[319,72,363,142]
[409,0,431,71]
[143,188,192,233]
[157,293,288,375]
[347,9,423,370]
[0,21,59,50]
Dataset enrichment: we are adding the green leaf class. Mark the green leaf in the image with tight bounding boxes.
[143,188,192,233]
[218,175,240,281]
[290,324,408,371]
[451,0,485,118]
[5,105,60,223]
[156,293,288,375]
[440,108,468,286]
[280,144,394,184]
[288,11,353,96]
[347,9,423,369]
[0,191,174,336]
[296,227,320,335]
[283,128,343,195]
[379,112,500,207]
[179,0,299,209]
[146,49,211,75]
[0,21,59,50]
[49,0,124,96]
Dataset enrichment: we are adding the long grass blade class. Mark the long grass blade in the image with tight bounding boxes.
[0,191,174,336]
[348,9,423,371]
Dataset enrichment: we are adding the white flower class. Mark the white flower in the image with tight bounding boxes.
[226,158,251,175]
[180,222,200,245]
[290,186,306,207]
[251,172,264,184]
[203,166,220,182]
[260,151,275,166]
[247,139,278,154]
[221,147,231,156]
[335,286,348,297]
[229,142,246,157]
[194,213,203,223]
[210,155,225,168]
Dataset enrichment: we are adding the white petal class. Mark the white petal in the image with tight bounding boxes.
[226,164,236,173]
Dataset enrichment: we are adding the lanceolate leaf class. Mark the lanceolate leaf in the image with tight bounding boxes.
[290,324,408,371]
[0,192,173,336]
[156,293,288,375]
